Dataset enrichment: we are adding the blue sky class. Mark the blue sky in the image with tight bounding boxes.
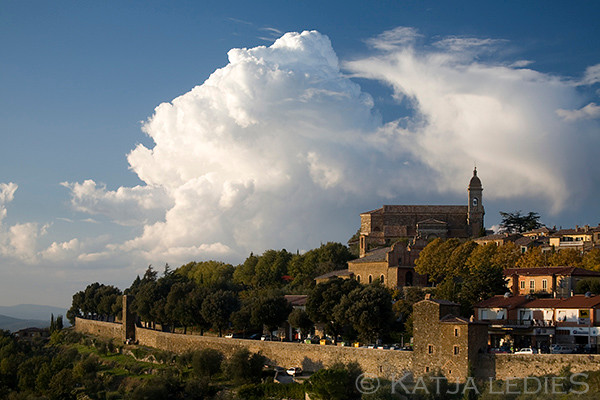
[1,1,599,308]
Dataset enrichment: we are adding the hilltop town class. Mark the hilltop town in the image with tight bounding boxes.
[4,169,600,399]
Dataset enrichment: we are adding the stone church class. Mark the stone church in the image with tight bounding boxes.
[318,169,485,288]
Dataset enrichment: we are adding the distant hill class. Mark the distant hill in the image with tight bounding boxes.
[0,314,48,332]
[0,304,68,322]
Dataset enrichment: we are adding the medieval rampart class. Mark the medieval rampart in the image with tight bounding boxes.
[135,326,412,376]
[75,318,600,380]
[74,317,122,341]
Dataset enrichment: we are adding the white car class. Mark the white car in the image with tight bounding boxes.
[514,347,537,354]
[287,367,302,376]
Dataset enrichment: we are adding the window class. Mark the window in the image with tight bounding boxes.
[542,279,547,291]
[454,346,460,355]
[380,274,385,283]
[428,345,434,354]
[520,281,525,290]
[530,280,535,290]
[472,197,478,207]
[454,328,459,337]
[425,367,430,373]
[368,275,373,284]
[356,275,361,283]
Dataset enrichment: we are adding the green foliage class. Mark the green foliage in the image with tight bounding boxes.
[237,382,305,400]
[288,308,313,336]
[223,348,265,385]
[584,248,600,271]
[306,278,360,338]
[201,290,240,336]
[499,210,543,233]
[68,282,122,324]
[548,248,583,267]
[248,290,292,333]
[334,284,394,343]
[192,348,223,377]
[177,260,235,289]
[575,279,600,294]
[288,242,356,290]
[515,246,547,269]
[306,362,362,400]
[415,240,508,316]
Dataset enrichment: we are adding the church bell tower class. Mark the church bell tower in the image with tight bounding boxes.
[467,168,484,237]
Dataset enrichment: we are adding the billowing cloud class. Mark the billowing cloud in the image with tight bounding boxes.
[48,29,600,270]
[0,183,49,263]
[556,103,600,121]
[346,27,600,213]
[61,180,173,226]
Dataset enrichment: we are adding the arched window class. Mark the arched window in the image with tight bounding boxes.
[368,275,373,284]
[380,274,385,284]
[356,275,361,283]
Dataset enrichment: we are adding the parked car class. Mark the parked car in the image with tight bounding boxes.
[247,333,261,340]
[225,333,241,339]
[514,347,537,354]
[550,344,574,354]
[489,347,510,353]
[287,367,303,376]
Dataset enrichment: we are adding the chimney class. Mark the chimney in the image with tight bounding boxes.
[576,225,579,232]
[585,225,590,232]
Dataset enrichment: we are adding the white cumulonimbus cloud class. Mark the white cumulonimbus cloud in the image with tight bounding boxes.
[23,28,600,269]
[345,27,599,212]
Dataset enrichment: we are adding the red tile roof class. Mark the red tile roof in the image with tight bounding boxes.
[504,267,600,277]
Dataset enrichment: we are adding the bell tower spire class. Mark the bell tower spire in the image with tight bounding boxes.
[468,167,484,237]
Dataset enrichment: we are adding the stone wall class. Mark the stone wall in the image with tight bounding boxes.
[75,317,122,341]
[75,318,600,381]
[484,353,600,380]
[135,327,412,376]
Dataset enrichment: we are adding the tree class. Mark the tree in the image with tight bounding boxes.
[491,242,521,269]
[177,260,235,289]
[201,290,239,336]
[306,278,361,338]
[499,210,542,233]
[288,242,356,290]
[548,248,583,267]
[334,285,394,343]
[306,362,362,400]
[288,309,313,338]
[192,349,223,377]
[414,238,463,283]
[515,247,547,269]
[250,291,292,335]
[222,348,265,384]
[583,249,600,271]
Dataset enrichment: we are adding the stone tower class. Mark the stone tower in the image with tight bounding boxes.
[122,295,136,342]
[467,167,484,237]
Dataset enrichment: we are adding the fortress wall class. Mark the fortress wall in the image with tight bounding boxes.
[490,353,600,380]
[75,319,600,380]
[74,317,122,341]
[135,326,412,377]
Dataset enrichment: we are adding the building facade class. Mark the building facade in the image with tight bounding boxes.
[357,168,485,257]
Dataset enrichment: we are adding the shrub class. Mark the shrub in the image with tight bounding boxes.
[222,348,265,384]
[192,348,224,377]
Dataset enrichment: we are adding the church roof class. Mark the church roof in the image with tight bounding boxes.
[468,168,482,189]
[349,247,391,263]
[314,269,354,280]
